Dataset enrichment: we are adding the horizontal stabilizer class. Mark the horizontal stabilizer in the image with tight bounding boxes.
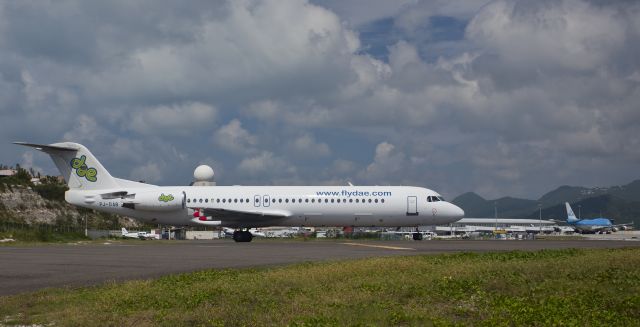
[13,142,78,152]
[15,141,121,190]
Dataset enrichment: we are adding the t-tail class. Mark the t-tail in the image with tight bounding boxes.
[14,142,120,190]
[565,202,579,223]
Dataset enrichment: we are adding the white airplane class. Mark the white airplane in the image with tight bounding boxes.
[15,142,464,242]
[121,227,154,240]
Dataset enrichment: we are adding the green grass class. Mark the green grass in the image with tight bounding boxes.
[1,248,639,326]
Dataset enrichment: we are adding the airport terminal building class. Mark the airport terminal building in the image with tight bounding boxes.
[432,218,562,235]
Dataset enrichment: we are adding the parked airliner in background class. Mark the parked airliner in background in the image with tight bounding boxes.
[15,142,464,242]
[121,227,154,240]
[565,202,633,233]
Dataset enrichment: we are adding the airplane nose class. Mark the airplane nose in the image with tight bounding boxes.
[448,203,464,220]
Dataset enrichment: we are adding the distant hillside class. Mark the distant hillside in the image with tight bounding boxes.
[538,180,640,206]
[453,193,537,218]
[0,174,142,230]
[453,179,640,226]
[451,192,487,216]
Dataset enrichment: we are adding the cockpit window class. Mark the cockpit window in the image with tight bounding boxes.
[427,195,445,202]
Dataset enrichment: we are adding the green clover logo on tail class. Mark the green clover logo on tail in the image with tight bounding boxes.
[70,155,98,182]
[158,193,175,202]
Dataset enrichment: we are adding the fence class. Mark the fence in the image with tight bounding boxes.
[0,220,85,234]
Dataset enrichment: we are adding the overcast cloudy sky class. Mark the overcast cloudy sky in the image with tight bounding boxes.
[1,0,639,199]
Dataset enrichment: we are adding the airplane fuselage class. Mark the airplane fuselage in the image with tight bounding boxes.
[569,218,613,232]
[66,185,463,228]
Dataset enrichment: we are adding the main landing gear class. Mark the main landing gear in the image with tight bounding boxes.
[413,228,423,241]
[232,230,253,242]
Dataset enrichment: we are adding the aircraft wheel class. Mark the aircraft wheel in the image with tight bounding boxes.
[243,231,253,242]
[412,233,423,241]
[233,231,253,242]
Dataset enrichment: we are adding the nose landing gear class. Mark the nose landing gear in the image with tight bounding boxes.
[232,230,253,242]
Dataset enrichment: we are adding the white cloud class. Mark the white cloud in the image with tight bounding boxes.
[62,114,109,143]
[243,100,335,127]
[129,162,162,183]
[331,159,356,174]
[467,0,627,71]
[312,0,414,27]
[1,0,640,199]
[213,119,258,155]
[237,151,296,177]
[128,102,217,135]
[395,0,488,33]
[359,142,407,183]
[83,0,361,103]
[20,151,43,175]
[288,134,331,158]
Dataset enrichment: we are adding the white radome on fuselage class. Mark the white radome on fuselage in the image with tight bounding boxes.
[17,142,465,230]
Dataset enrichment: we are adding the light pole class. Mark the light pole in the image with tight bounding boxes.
[578,205,582,220]
[538,203,542,234]
[494,201,498,232]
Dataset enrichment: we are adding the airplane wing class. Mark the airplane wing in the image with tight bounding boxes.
[612,221,634,230]
[194,207,290,228]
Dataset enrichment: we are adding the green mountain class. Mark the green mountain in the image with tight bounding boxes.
[452,193,537,218]
[527,195,640,225]
[450,192,487,215]
[453,179,640,226]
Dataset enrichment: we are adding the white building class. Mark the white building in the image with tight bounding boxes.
[434,218,567,235]
[0,169,17,177]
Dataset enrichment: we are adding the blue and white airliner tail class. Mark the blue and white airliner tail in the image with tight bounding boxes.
[15,142,465,242]
[565,202,579,223]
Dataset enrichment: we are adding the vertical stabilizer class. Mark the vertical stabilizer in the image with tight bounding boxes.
[14,142,120,190]
[565,202,579,223]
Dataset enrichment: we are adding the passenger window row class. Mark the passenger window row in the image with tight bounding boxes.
[186,198,386,204]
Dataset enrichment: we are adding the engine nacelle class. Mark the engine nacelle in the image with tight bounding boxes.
[123,191,184,211]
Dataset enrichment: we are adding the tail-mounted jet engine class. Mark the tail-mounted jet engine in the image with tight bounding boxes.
[120,191,185,211]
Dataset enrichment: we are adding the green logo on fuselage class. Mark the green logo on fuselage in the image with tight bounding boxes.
[70,155,97,182]
[158,193,174,202]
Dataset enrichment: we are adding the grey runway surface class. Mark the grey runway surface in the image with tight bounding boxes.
[0,239,638,296]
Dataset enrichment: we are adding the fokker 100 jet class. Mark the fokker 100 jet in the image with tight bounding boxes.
[15,142,464,242]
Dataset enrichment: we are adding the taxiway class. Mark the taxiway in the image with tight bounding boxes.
[0,239,637,296]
